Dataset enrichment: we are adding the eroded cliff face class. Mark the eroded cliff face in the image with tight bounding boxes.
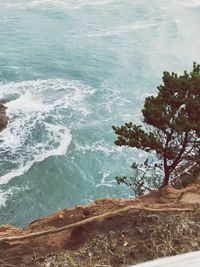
[0,102,8,132]
[1,179,200,267]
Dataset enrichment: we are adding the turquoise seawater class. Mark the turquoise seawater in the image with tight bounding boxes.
[0,0,200,226]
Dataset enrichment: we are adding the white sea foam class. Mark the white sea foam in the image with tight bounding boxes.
[180,0,200,7]
[0,79,95,113]
[0,186,29,206]
[67,0,121,9]
[0,125,71,185]
[6,91,49,113]
[0,79,95,186]
[75,141,125,157]
[2,0,121,10]
[95,171,115,188]
[88,20,158,37]
[0,188,13,206]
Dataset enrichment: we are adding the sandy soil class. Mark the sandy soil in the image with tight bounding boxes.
[1,178,200,266]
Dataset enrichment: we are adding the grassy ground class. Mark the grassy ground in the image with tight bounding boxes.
[32,210,200,267]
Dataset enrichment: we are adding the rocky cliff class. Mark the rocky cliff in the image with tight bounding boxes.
[1,179,200,266]
[0,102,8,132]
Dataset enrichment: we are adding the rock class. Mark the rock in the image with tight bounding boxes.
[83,208,91,217]
[0,224,22,237]
[0,102,8,132]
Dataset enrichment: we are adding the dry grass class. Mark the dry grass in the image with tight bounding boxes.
[31,210,200,267]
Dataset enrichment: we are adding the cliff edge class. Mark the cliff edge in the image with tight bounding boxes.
[1,178,200,266]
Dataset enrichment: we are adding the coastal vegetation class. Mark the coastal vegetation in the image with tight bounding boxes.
[113,63,200,194]
[2,185,200,266]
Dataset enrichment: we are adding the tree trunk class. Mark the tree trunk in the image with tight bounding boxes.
[162,157,170,187]
[162,171,170,187]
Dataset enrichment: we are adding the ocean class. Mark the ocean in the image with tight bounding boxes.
[0,0,200,226]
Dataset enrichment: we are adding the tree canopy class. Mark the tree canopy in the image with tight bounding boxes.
[113,63,200,187]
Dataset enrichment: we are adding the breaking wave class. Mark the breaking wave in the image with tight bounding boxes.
[0,79,95,185]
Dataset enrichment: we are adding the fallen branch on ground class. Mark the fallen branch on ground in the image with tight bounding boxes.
[0,205,195,244]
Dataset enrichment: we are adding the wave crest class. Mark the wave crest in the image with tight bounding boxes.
[0,79,95,185]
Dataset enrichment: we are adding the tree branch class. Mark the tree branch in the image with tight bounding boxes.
[169,132,189,171]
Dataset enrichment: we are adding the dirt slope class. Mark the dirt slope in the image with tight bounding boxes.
[1,178,200,267]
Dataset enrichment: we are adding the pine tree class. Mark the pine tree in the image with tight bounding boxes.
[113,63,200,187]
